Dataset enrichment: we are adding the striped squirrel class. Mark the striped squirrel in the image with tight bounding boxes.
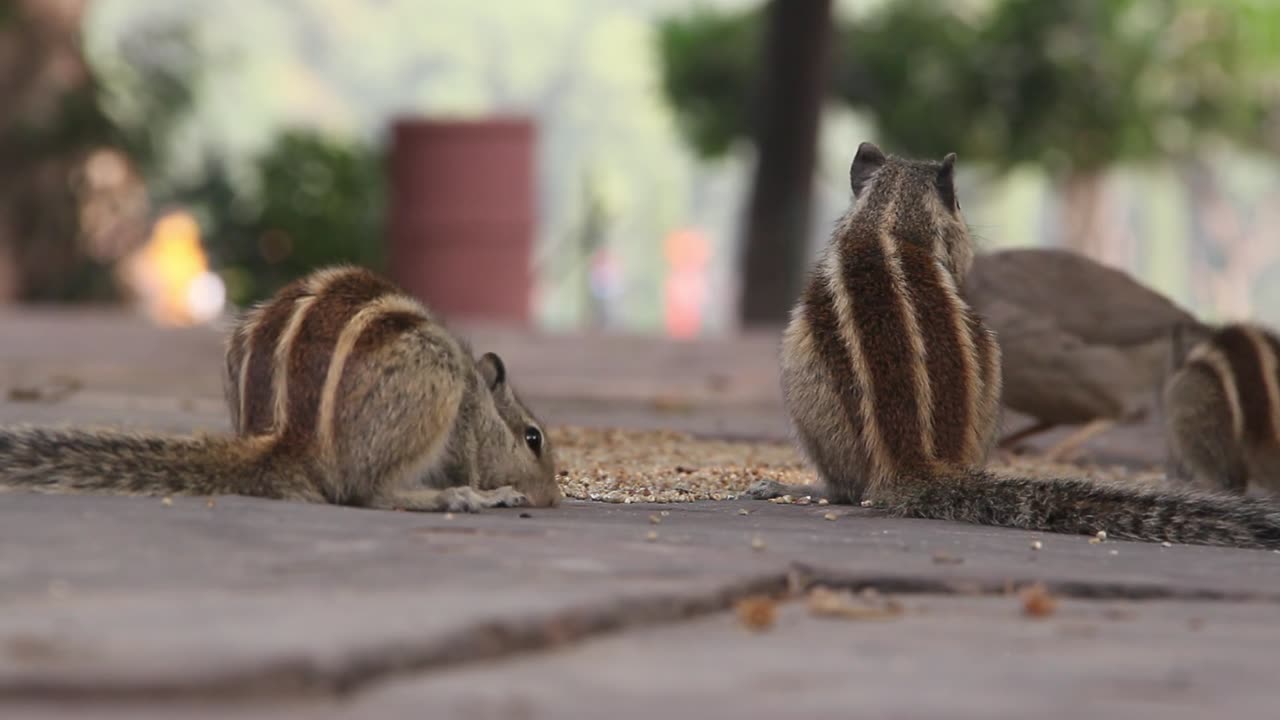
[0,266,562,512]
[1163,321,1280,498]
[749,141,1280,549]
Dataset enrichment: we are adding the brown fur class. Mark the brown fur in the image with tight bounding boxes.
[1164,321,1280,498]
[752,142,1280,550]
[0,266,562,512]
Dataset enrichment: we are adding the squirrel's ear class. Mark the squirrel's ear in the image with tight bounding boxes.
[936,152,958,209]
[850,141,887,197]
[478,352,506,390]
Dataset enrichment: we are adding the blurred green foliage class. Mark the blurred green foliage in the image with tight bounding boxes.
[167,130,385,306]
[659,0,1280,174]
[657,9,762,159]
[84,12,386,307]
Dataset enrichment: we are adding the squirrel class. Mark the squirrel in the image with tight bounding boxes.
[0,265,562,512]
[748,141,1280,550]
[1162,320,1280,498]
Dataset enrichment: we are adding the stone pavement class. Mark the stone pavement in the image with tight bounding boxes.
[1,309,1274,719]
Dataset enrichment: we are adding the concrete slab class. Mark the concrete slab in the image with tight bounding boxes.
[0,496,1276,714]
[353,595,1280,720]
[13,595,1276,720]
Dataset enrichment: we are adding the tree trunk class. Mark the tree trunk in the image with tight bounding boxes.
[738,0,833,327]
[0,0,128,302]
[1056,168,1141,273]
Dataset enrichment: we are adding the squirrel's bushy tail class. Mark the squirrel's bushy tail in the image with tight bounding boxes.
[0,426,316,501]
[883,469,1280,550]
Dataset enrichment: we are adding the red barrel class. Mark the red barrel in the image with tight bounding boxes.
[387,117,535,324]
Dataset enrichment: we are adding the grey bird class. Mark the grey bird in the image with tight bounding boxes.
[962,247,1200,461]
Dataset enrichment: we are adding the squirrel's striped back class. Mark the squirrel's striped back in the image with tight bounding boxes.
[784,143,1001,498]
[1179,323,1280,449]
[225,266,434,450]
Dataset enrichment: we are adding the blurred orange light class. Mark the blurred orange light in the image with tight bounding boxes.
[118,211,226,327]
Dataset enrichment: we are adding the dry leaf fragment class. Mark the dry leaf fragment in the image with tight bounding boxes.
[807,586,903,621]
[1021,583,1058,618]
[736,596,777,632]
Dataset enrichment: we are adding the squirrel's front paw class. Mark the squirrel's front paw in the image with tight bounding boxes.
[438,486,491,513]
[438,485,528,512]
[480,485,529,508]
[745,478,790,500]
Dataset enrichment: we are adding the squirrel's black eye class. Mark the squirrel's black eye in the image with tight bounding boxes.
[524,426,543,456]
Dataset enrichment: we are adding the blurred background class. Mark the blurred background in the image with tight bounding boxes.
[2,0,1279,338]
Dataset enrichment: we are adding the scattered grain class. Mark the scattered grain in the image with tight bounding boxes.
[550,426,812,504]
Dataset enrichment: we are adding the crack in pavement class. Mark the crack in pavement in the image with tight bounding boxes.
[5,562,1279,707]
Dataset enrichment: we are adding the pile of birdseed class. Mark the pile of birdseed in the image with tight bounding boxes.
[550,425,1168,504]
[549,425,813,503]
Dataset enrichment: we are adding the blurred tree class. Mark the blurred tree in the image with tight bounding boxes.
[660,0,1280,300]
[739,0,834,327]
[659,2,838,326]
[0,0,122,300]
[0,1,198,301]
